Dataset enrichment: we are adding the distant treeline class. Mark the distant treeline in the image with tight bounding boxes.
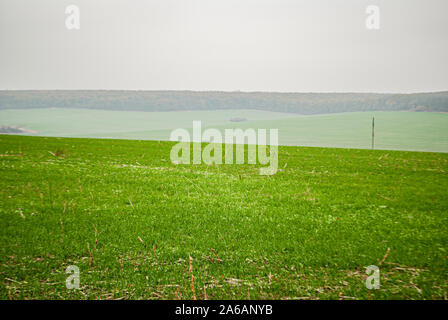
[0,90,447,114]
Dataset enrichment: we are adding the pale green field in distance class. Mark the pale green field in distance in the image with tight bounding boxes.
[0,108,295,137]
[215,112,448,152]
[0,108,447,152]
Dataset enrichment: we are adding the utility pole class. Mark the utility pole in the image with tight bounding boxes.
[371,116,375,149]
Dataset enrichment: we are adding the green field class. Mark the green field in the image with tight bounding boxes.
[1,135,447,299]
[1,109,448,152]
[0,108,295,139]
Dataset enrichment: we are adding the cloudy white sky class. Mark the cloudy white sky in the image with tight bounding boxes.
[0,0,447,92]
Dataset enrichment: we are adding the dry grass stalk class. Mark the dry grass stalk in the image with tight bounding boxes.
[153,244,158,265]
[189,256,196,300]
[209,249,223,263]
[87,243,93,267]
[378,247,391,265]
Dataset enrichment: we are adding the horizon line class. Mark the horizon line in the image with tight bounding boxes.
[0,89,447,95]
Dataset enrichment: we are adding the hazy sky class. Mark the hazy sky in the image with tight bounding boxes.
[1,0,447,92]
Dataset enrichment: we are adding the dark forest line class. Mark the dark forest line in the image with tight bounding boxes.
[1,90,447,114]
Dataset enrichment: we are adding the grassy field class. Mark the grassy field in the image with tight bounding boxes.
[1,109,447,152]
[0,108,295,138]
[1,135,447,300]
[216,111,448,152]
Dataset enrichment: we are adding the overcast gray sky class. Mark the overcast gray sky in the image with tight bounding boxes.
[0,0,447,92]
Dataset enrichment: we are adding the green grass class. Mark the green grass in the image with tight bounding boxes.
[1,109,448,152]
[1,135,447,300]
